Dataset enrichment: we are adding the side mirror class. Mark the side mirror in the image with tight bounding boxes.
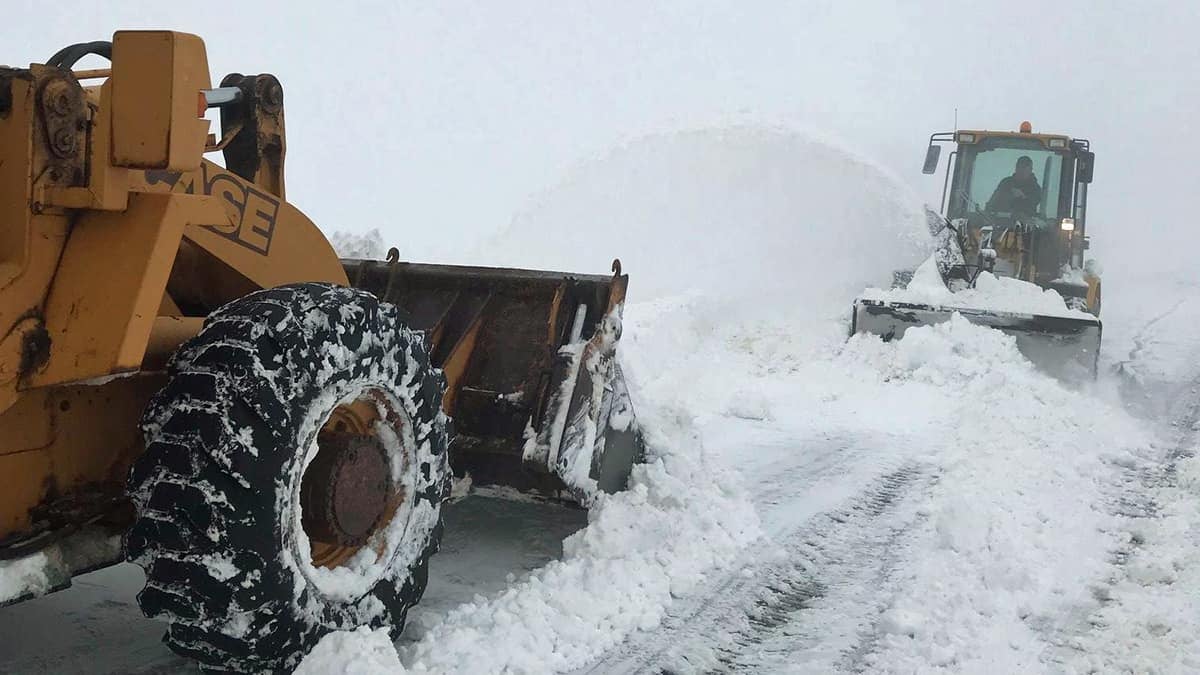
[922,145,941,174]
[1077,150,1095,184]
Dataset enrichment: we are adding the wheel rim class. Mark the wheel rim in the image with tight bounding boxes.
[298,387,413,573]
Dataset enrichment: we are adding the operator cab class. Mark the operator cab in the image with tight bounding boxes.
[922,122,1095,283]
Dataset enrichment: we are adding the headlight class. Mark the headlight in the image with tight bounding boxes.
[1060,218,1075,231]
[1048,138,1067,148]
[956,132,976,143]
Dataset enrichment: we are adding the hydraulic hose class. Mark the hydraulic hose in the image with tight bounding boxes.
[45,41,112,69]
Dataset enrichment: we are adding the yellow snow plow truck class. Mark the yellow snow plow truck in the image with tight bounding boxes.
[852,123,1102,377]
[0,31,641,671]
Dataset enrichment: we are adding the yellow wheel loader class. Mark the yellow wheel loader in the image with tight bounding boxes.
[851,123,1103,377]
[0,31,641,671]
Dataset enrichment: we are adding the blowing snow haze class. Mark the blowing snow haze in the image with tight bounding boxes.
[473,127,928,306]
[1,1,1195,280]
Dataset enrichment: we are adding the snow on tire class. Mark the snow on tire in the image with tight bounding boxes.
[125,283,450,672]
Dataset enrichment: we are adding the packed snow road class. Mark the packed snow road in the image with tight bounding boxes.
[581,295,1200,674]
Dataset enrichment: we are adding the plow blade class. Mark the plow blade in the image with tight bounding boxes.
[344,256,643,502]
[852,298,1102,379]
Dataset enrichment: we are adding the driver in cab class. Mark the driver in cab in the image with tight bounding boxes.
[986,155,1042,216]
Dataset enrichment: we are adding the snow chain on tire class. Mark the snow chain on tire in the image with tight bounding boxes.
[126,283,451,672]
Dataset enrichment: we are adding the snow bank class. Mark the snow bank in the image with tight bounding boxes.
[397,389,759,672]
[0,552,50,604]
[839,317,1150,673]
[860,255,1092,319]
[294,626,406,675]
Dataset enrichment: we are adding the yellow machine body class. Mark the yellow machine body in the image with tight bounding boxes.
[852,124,1103,379]
[0,31,634,579]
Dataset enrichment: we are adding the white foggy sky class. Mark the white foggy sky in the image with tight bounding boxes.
[3,1,1197,268]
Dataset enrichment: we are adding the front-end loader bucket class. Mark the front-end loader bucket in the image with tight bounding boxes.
[344,255,642,502]
[852,298,1102,379]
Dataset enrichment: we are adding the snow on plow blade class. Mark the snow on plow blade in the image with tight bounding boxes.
[851,298,1102,379]
[343,256,643,502]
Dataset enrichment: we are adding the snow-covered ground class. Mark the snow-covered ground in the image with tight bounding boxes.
[295,128,1200,674]
[3,127,1198,674]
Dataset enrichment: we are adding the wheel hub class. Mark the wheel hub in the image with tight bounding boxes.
[301,431,392,547]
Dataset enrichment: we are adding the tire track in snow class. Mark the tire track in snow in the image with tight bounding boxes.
[715,464,936,675]
[1117,297,1189,374]
[577,459,936,674]
[1113,293,1200,419]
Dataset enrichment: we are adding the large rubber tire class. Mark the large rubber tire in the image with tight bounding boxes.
[126,283,450,672]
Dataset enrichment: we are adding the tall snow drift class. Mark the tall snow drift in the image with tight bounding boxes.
[471,125,929,313]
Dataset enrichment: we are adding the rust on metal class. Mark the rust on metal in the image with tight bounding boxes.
[301,431,392,547]
[71,68,111,80]
[302,391,410,569]
[37,76,86,164]
[545,282,566,346]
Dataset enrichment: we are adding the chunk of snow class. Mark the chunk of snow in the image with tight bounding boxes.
[0,552,50,604]
[861,254,1093,319]
[449,472,474,501]
[1052,264,1088,286]
[294,626,406,675]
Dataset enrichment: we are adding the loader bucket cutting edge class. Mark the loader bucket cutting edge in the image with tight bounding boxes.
[851,298,1102,380]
